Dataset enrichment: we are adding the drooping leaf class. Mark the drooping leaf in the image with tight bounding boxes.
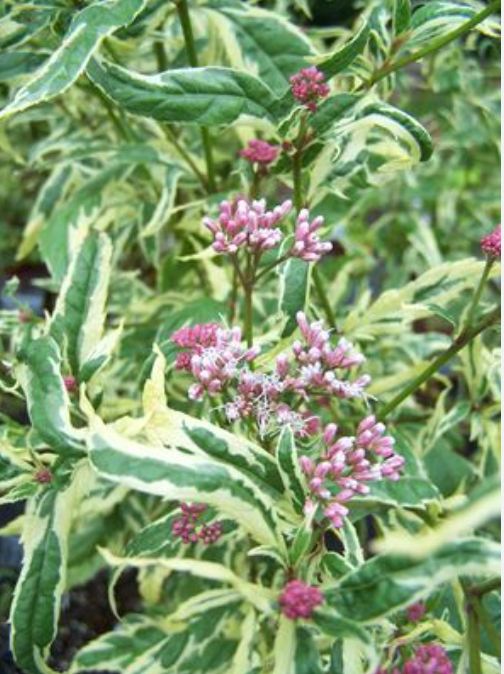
[0,0,148,120]
[87,415,286,552]
[317,16,371,78]
[16,336,85,455]
[326,537,501,622]
[86,59,280,127]
[276,427,307,514]
[49,232,112,380]
[206,2,314,91]
[10,464,88,674]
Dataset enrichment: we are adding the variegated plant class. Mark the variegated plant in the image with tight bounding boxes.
[0,1,501,673]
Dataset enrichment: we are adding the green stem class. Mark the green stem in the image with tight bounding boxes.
[471,577,501,598]
[459,258,494,338]
[463,582,483,674]
[313,267,337,330]
[369,0,501,86]
[163,125,209,191]
[176,0,217,192]
[254,253,290,283]
[244,283,253,348]
[474,599,501,658]
[380,306,500,418]
[292,114,309,211]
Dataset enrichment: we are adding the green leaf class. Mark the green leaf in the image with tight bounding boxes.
[317,16,371,78]
[353,475,441,509]
[0,51,48,83]
[310,93,359,135]
[87,415,286,552]
[0,0,148,120]
[276,427,307,514]
[39,164,126,281]
[86,59,280,127]
[278,258,311,338]
[17,336,85,455]
[394,0,412,35]
[10,464,87,674]
[207,3,314,91]
[312,609,370,644]
[49,232,112,380]
[356,101,433,162]
[141,165,182,238]
[326,537,501,622]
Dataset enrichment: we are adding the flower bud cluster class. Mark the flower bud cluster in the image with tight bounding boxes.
[406,602,426,623]
[376,644,453,674]
[292,209,333,263]
[203,198,292,255]
[184,326,260,402]
[481,224,501,259]
[171,323,220,371]
[171,502,222,545]
[403,645,453,674]
[300,415,404,528]
[279,580,323,619]
[240,139,279,165]
[203,198,332,264]
[290,66,330,112]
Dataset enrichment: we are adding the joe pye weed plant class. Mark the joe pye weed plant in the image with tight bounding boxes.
[0,0,501,673]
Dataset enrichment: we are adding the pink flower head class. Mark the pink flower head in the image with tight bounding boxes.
[172,502,223,546]
[402,645,453,674]
[171,323,220,371]
[481,224,501,259]
[63,376,77,393]
[291,209,333,262]
[187,326,260,401]
[34,468,53,484]
[279,580,323,619]
[290,66,330,112]
[406,602,427,622]
[299,413,404,529]
[240,139,279,165]
[203,198,292,255]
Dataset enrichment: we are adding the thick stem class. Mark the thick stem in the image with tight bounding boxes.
[369,0,501,86]
[175,0,217,192]
[474,599,501,658]
[471,577,501,598]
[464,585,483,674]
[380,306,500,418]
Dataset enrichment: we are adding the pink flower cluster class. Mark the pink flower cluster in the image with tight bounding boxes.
[406,602,426,623]
[279,580,323,620]
[240,139,279,165]
[377,644,453,674]
[171,323,220,371]
[300,415,404,528]
[172,313,371,440]
[481,224,501,259]
[171,502,222,545]
[204,198,291,254]
[290,66,330,112]
[292,209,333,262]
[203,198,332,264]
[403,645,453,674]
[180,326,259,402]
[64,376,77,393]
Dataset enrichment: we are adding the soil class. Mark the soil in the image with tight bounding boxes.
[1,568,140,674]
